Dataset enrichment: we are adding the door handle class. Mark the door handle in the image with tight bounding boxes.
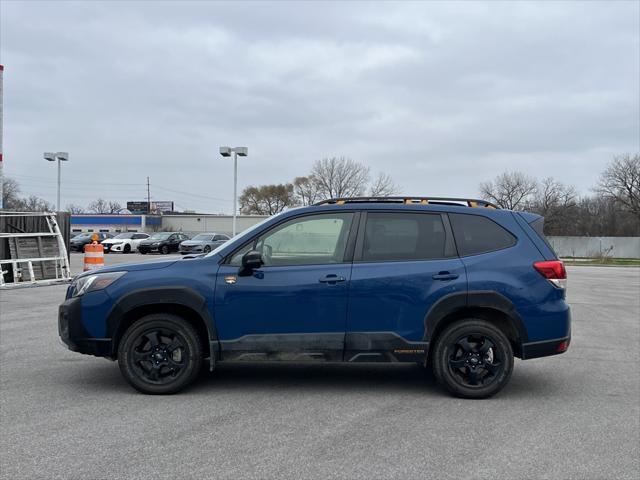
[432,272,459,281]
[319,274,346,284]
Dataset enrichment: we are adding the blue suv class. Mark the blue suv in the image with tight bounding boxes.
[58,197,571,398]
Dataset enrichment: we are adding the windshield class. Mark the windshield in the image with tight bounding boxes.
[114,233,134,239]
[74,233,91,239]
[192,234,213,241]
[205,216,275,258]
[149,233,171,240]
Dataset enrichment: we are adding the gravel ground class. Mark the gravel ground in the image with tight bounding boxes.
[1,256,638,480]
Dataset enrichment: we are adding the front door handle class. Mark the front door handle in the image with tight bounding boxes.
[432,272,459,281]
[319,274,346,284]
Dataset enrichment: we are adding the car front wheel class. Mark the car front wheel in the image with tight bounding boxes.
[432,319,514,399]
[118,314,202,394]
[161,245,169,254]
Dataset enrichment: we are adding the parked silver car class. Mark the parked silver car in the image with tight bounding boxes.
[179,232,230,255]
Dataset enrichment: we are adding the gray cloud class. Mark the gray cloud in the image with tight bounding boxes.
[1,0,638,212]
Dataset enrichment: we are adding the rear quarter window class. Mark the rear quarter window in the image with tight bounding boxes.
[449,213,516,256]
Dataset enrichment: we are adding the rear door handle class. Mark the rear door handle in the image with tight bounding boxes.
[432,272,459,281]
[319,274,346,284]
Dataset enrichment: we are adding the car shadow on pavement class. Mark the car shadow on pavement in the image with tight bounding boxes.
[192,362,440,397]
[62,360,559,399]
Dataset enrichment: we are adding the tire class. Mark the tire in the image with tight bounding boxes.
[117,314,202,394]
[139,250,147,255]
[203,246,211,254]
[123,244,131,254]
[432,319,513,399]
[161,245,169,255]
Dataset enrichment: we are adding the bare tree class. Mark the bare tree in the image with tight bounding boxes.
[595,153,640,217]
[293,176,322,206]
[87,198,110,214]
[239,184,297,215]
[529,177,578,234]
[65,204,85,214]
[369,172,400,197]
[311,157,371,200]
[13,195,55,212]
[107,201,123,214]
[479,171,538,210]
[2,177,22,209]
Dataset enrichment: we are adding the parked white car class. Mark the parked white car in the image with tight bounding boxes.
[101,232,150,253]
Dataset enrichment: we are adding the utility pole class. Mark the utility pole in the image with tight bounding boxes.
[147,177,151,214]
[0,64,4,210]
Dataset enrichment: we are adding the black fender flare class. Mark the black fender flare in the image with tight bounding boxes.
[423,290,529,345]
[106,286,218,357]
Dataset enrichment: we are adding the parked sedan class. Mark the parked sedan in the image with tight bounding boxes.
[137,232,190,255]
[101,232,150,253]
[179,232,230,255]
[69,232,113,252]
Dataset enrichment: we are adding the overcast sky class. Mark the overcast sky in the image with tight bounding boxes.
[1,0,638,213]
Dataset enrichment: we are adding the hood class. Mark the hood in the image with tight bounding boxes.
[180,240,207,246]
[75,258,178,279]
[140,238,167,244]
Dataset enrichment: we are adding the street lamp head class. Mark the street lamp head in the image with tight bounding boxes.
[219,146,232,157]
[235,147,248,157]
[44,152,56,162]
[56,152,69,162]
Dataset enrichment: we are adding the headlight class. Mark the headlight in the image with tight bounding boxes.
[152,242,160,246]
[71,271,126,297]
[110,241,123,245]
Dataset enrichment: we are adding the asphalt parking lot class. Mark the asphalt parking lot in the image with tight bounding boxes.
[1,254,639,480]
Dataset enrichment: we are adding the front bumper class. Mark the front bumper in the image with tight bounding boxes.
[138,245,160,253]
[180,247,204,254]
[58,297,113,357]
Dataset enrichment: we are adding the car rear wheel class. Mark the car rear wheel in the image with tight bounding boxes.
[432,319,513,399]
[118,314,202,394]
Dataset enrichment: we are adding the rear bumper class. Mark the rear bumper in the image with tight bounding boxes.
[58,297,113,358]
[521,335,571,359]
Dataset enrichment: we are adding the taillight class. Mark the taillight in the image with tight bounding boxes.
[533,260,567,289]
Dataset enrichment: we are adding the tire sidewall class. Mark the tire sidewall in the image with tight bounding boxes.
[118,314,202,394]
[433,319,514,399]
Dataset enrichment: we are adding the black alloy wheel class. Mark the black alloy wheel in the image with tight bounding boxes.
[204,245,211,253]
[123,244,131,254]
[118,314,202,394]
[432,319,514,399]
[161,245,169,255]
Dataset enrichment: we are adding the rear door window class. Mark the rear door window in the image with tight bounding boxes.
[360,212,448,262]
[449,213,516,256]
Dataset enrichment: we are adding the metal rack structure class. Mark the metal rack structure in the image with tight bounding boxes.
[0,212,72,289]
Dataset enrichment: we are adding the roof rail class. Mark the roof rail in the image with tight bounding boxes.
[314,197,499,209]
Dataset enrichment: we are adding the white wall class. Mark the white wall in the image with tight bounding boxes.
[547,236,640,259]
[161,215,267,237]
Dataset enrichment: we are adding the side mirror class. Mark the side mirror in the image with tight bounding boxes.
[240,250,264,274]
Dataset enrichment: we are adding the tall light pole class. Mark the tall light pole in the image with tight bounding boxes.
[44,152,68,212]
[219,146,248,237]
